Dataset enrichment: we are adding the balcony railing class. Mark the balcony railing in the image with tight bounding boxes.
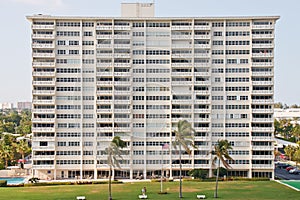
[252,164,273,169]
[32,90,55,95]
[33,62,55,67]
[32,34,55,39]
[33,53,55,58]
[32,72,55,77]
[32,43,55,48]
[32,25,55,29]
[252,34,274,39]
[32,81,55,86]
[252,25,274,29]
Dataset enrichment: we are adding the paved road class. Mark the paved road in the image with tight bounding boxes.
[275,167,300,180]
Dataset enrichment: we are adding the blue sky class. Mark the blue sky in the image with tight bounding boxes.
[0,0,299,105]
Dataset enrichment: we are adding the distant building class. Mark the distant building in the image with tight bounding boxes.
[274,108,300,124]
[17,102,32,110]
[0,102,14,110]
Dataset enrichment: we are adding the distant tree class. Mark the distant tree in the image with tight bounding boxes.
[274,102,283,109]
[290,104,300,108]
[284,145,296,161]
[292,124,300,142]
[0,140,14,168]
[293,147,300,167]
[14,139,31,168]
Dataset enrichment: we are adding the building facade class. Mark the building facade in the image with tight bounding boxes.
[27,3,279,180]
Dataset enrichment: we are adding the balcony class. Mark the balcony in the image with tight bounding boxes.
[96,35,112,39]
[113,109,130,113]
[114,72,131,76]
[252,109,273,113]
[171,35,192,40]
[96,100,113,104]
[114,91,131,95]
[194,44,210,49]
[172,109,192,114]
[97,53,113,58]
[172,53,192,58]
[252,34,274,39]
[32,24,55,29]
[32,90,55,95]
[252,53,273,58]
[252,118,273,123]
[96,63,113,68]
[96,81,113,85]
[32,118,55,123]
[194,35,210,40]
[252,164,273,169]
[114,35,131,39]
[252,72,273,77]
[171,72,193,77]
[252,146,273,151]
[96,109,112,113]
[252,44,273,48]
[194,72,210,76]
[96,90,113,95]
[114,53,131,58]
[194,63,210,67]
[171,26,193,30]
[32,137,55,142]
[171,164,193,169]
[114,81,131,86]
[252,90,273,95]
[113,25,131,30]
[32,165,55,169]
[32,109,55,113]
[33,62,55,67]
[252,136,273,141]
[171,63,192,68]
[96,44,113,49]
[252,155,274,159]
[114,44,131,49]
[171,99,193,104]
[96,72,113,76]
[252,25,274,29]
[252,127,274,132]
[114,127,131,132]
[32,99,55,105]
[252,81,274,86]
[32,34,55,39]
[194,53,210,58]
[97,118,113,123]
[32,72,55,77]
[96,127,113,132]
[252,62,273,67]
[194,81,210,85]
[32,43,55,48]
[194,118,210,122]
[114,100,131,104]
[32,145,55,151]
[96,25,113,30]
[194,25,211,30]
[171,118,193,123]
[33,53,55,58]
[194,100,210,104]
[114,118,131,123]
[172,44,193,49]
[194,164,210,168]
[114,63,131,68]
[33,155,55,160]
[194,91,210,95]
[32,81,55,86]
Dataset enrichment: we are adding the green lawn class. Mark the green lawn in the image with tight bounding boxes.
[0,181,298,200]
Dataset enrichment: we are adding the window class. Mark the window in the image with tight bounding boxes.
[84,31,93,36]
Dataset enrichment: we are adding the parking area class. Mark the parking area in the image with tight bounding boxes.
[275,163,300,180]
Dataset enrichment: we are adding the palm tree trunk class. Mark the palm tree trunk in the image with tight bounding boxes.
[214,159,220,198]
[179,145,182,198]
[108,166,112,200]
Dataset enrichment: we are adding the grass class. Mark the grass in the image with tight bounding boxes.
[0,180,299,200]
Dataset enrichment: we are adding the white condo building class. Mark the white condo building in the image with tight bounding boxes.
[27,3,279,180]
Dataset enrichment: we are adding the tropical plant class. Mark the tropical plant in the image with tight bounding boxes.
[14,139,31,168]
[105,136,127,200]
[211,139,233,198]
[293,147,300,167]
[284,145,295,161]
[0,140,14,168]
[188,169,208,179]
[172,120,195,198]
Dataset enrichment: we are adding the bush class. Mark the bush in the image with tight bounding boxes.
[0,180,7,187]
[213,167,227,177]
[188,169,208,179]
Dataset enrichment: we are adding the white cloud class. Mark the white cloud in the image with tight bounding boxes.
[12,0,64,7]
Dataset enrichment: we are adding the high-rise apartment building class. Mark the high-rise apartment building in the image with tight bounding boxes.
[27,3,279,180]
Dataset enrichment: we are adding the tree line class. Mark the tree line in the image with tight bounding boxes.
[0,110,31,169]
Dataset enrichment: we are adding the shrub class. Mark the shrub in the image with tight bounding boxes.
[188,169,208,179]
[0,180,7,187]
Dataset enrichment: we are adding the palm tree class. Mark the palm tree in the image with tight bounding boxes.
[0,140,14,168]
[211,139,233,198]
[172,120,195,198]
[14,139,31,168]
[106,136,126,200]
